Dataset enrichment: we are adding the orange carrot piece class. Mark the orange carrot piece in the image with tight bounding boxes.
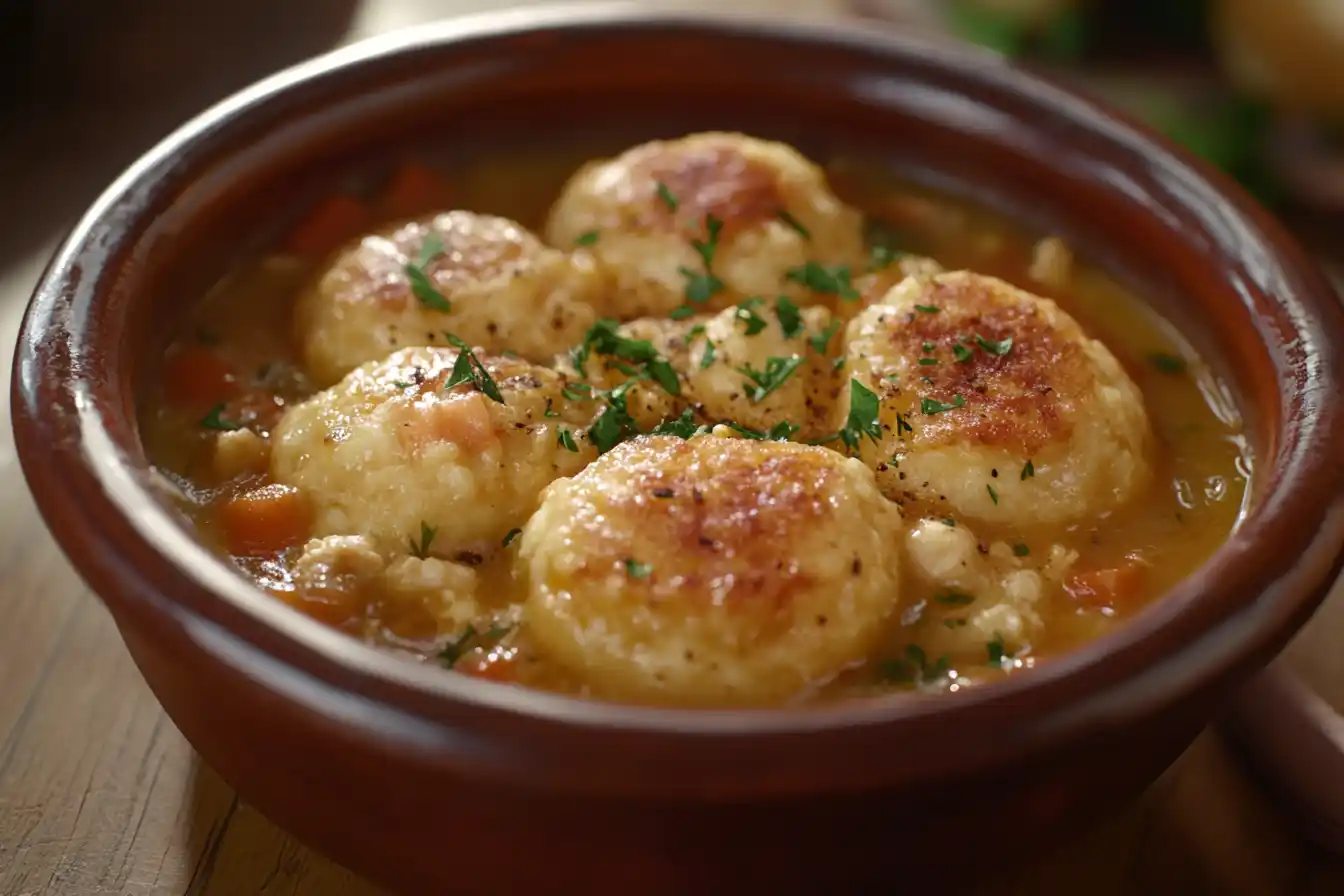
[219,483,312,557]
[378,162,451,220]
[162,345,239,407]
[1064,561,1146,610]
[459,649,520,683]
[283,194,369,258]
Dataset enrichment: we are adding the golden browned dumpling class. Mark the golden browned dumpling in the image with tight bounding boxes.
[837,271,1152,525]
[270,346,596,559]
[544,132,866,319]
[516,435,904,706]
[296,211,607,385]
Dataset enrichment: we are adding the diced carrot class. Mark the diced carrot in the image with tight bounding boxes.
[458,648,519,683]
[282,194,369,258]
[377,162,451,220]
[1064,560,1146,610]
[162,345,240,407]
[219,483,313,557]
[276,586,364,632]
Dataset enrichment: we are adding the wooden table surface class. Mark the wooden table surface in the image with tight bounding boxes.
[3,1,1344,893]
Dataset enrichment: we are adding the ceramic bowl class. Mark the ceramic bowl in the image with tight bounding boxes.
[13,7,1344,893]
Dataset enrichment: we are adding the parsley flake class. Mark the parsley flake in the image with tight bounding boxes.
[557,429,578,452]
[934,591,976,606]
[914,304,940,314]
[200,404,242,431]
[669,305,696,320]
[650,408,711,439]
[625,558,653,579]
[574,230,600,247]
[869,244,905,272]
[409,521,437,560]
[1149,352,1187,374]
[739,356,804,402]
[724,420,800,442]
[503,528,523,547]
[953,342,974,363]
[443,333,504,403]
[786,261,859,300]
[921,395,966,415]
[1013,543,1030,557]
[987,484,999,505]
[987,635,1011,668]
[570,321,681,397]
[734,298,768,336]
[775,296,804,338]
[814,379,882,453]
[809,319,840,354]
[700,338,717,370]
[1021,459,1035,480]
[976,334,1014,356]
[438,624,477,668]
[655,181,679,212]
[406,234,451,312]
[777,210,811,239]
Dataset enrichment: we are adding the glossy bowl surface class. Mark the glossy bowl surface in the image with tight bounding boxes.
[13,5,1344,893]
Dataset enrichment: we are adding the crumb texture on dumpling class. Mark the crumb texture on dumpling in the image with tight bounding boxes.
[270,346,596,559]
[296,211,607,385]
[516,435,904,706]
[544,132,866,319]
[839,271,1152,525]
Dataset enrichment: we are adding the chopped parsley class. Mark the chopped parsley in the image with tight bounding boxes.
[814,379,882,453]
[650,408,710,439]
[921,395,966,415]
[785,261,859,300]
[543,399,559,418]
[557,429,579,452]
[809,319,840,354]
[987,635,1011,668]
[625,558,653,579]
[777,210,811,239]
[739,356,804,402]
[987,484,999,505]
[406,234,451,312]
[1013,543,1030,557]
[1149,352,1187,374]
[443,333,504,403]
[574,230,600,247]
[724,420,800,442]
[700,338,718,369]
[734,298,768,336]
[976,334,1014,356]
[392,380,413,390]
[934,591,975,606]
[879,644,952,686]
[913,304,940,314]
[409,521,437,560]
[679,215,725,303]
[561,382,593,402]
[1021,459,1035,480]
[952,342,975,363]
[895,412,914,436]
[503,528,523,547]
[669,305,697,320]
[570,320,681,397]
[775,296,804,338]
[587,380,643,453]
[438,624,477,668]
[199,404,242,431]
[918,357,938,366]
[655,181,679,211]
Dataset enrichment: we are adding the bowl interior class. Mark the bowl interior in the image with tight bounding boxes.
[15,9,1344,795]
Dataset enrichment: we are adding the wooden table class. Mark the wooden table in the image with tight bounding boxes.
[2,1,1343,893]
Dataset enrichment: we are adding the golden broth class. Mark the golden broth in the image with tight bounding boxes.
[139,141,1248,702]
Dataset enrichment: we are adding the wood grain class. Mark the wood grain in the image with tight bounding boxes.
[1,0,1342,893]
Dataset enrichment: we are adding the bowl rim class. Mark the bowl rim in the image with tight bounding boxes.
[13,3,1344,757]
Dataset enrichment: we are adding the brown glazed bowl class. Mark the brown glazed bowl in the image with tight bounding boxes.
[13,6,1344,893]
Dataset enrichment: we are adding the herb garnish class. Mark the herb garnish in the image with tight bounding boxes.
[557,429,579,452]
[406,234,451,312]
[987,484,999,505]
[438,624,476,668]
[409,521,437,559]
[879,644,952,686]
[570,320,681,396]
[724,420,800,442]
[814,379,882,453]
[443,333,504,403]
[918,357,939,366]
[785,261,859,300]
[200,404,242,431]
[625,558,653,579]
[503,528,523,547]
[1021,459,1035,480]
[574,230,600,247]
[1013,543,1030,557]
[913,304,940,314]
[809,320,840,355]
[775,296,803,338]
[679,215,725,303]
[953,342,974,363]
[921,395,966,415]
[650,409,711,439]
[976,334,1014,356]
[543,399,559,418]
[669,305,697,320]
[868,244,904,272]
[777,210,811,239]
[587,380,643,453]
[1149,352,1187,374]
[655,181,679,212]
[934,591,975,606]
[699,338,717,370]
[734,298,768,336]
[739,356,804,402]
[895,412,914,436]
[987,635,1012,668]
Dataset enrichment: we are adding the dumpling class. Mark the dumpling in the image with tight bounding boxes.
[516,435,904,706]
[837,271,1152,525]
[270,346,597,559]
[295,211,607,385]
[564,300,844,442]
[544,132,866,320]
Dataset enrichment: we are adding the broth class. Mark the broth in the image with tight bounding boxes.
[139,135,1248,705]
